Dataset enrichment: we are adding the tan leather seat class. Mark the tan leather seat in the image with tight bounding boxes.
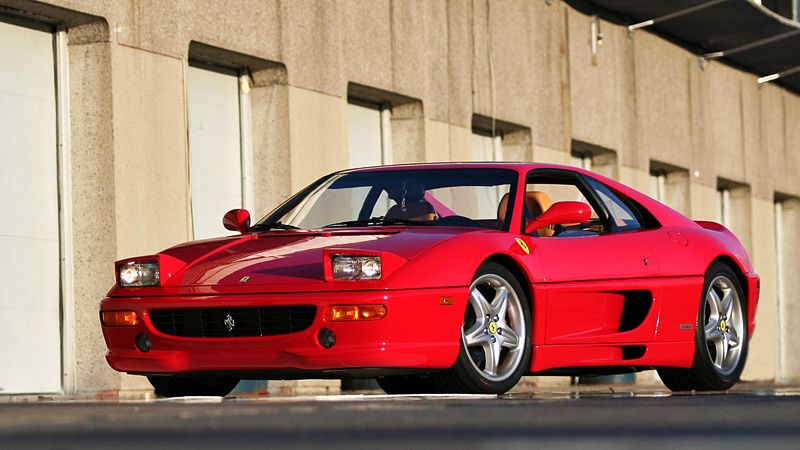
[497,191,554,236]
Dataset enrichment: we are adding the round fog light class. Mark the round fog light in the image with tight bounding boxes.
[318,328,336,349]
[135,333,152,353]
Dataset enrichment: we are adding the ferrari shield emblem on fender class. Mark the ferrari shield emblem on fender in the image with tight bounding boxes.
[515,238,530,255]
[224,314,235,331]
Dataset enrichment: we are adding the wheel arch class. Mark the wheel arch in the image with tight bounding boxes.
[483,254,533,306]
[482,255,537,354]
[709,255,757,338]
[710,255,749,308]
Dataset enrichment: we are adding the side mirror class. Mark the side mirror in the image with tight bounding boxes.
[524,201,591,234]
[223,209,251,234]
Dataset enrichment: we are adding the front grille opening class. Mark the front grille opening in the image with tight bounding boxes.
[148,306,317,338]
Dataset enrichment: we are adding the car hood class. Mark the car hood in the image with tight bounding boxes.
[154,227,481,292]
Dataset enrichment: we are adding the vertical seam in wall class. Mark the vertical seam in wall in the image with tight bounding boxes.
[782,93,788,181]
[628,22,640,171]
[182,61,193,239]
[446,0,451,160]
[687,57,698,216]
[740,81,747,183]
[561,4,572,159]
[390,0,396,91]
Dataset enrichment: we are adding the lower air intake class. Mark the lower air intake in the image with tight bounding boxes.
[149,306,316,338]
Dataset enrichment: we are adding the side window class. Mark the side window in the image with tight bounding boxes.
[525,177,605,236]
[583,177,642,232]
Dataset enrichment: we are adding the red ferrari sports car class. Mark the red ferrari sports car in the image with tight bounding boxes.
[100,163,759,397]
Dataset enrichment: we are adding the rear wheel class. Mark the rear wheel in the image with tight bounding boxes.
[147,376,240,398]
[433,262,531,394]
[658,262,748,391]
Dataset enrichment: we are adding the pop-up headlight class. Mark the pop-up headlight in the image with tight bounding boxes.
[331,255,381,280]
[118,261,160,287]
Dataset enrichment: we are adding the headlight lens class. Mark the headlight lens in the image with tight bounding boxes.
[332,255,381,280]
[119,261,160,287]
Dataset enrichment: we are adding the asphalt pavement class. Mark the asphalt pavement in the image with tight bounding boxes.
[1,383,799,449]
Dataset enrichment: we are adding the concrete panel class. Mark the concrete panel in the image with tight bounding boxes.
[531,0,568,151]
[485,0,535,125]
[342,0,392,91]
[422,0,449,121]
[391,101,426,164]
[619,165,649,195]
[390,0,435,107]
[424,120,483,164]
[502,128,533,162]
[470,0,536,128]
[762,85,788,195]
[446,0,472,127]
[470,0,491,117]
[424,118,451,163]
[112,46,190,258]
[568,10,633,161]
[110,1,282,64]
[281,0,344,95]
[251,77,291,216]
[533,145,567,165]
[448,123,472,162]
[785,92,800,196]
[288,86,347,192]
[741,74,770,201]
[742,197,778,381]
[690,182,719,223]
[699,64,745,183]
[634,34,694,174]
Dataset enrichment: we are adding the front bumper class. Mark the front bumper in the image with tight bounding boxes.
[100,287,467,376]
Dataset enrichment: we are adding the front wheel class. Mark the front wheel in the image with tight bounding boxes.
[433,262,532,394]
[658,262,748,391]
[147,375,240,398]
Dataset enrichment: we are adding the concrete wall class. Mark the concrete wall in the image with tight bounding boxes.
[2,0,800,393]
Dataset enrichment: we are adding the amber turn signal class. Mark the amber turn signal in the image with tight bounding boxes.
[324,305,386,322]
[102,311,140,327]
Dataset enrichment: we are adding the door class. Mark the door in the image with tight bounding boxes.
[0,18,62,394]
[188,64,243,240]
[523,170,661,345]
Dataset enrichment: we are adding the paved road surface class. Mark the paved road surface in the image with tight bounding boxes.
[1,387,799,449]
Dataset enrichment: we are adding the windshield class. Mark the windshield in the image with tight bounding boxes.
[256,168,518,230]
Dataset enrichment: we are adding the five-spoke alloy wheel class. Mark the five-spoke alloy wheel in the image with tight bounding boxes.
[434,262,531,394]
[658,261,749,391]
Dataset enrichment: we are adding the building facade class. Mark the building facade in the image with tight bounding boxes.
[1,0,799,395]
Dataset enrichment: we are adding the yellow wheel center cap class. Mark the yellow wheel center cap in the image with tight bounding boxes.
[720,320,727,332]
[489,322,498,334]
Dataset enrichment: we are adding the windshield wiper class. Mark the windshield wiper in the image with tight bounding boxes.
[249,221,302,231]
[323,216,424,228]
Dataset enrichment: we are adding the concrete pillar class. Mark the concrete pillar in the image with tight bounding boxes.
[67,22,120,393]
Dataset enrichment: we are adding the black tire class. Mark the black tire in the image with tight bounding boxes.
[433,262,532,394]
[147,375,240,398]
[658,262,749,391]
[377,375,442,395]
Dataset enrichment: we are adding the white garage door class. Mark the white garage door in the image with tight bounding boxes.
[0,19,62,394]
[188,65,243,240]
